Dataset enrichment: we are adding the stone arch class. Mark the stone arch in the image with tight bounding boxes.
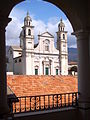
[0,0,90,117]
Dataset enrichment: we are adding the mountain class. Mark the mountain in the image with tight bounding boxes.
[6,46,78,62]
[6,46,10,57]
[68,48,78,62]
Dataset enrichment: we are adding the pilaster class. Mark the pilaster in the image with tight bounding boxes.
[75,30,90,109]
[0,17,11,116]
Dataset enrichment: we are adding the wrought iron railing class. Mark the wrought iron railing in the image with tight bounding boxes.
[10,92,78,113]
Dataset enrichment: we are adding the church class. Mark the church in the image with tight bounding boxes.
[7,12,68,75]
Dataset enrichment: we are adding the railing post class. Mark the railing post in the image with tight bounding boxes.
[15,102,16,113]
[48,95,50,109]
[68,93,70,106]
[44,96,45,110]
[64,94,66,107]
[52,95,54,108]
[35,97,36,111]
[30,97,31,111]
[57,95,58,108]
[39,96,41,110]
[61,95,62,107]
[72,93,73,106]
[19,97,21,113]
[25,97,26,112]
[76,93,78,106]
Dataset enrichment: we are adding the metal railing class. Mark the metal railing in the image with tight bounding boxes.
[10,92,78,113]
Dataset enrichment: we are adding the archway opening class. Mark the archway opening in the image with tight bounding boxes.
[6,0,78,72]
[6,0,78,99]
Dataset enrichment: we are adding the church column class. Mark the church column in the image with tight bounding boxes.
[0,17,11,116]
[51,59,54,75]
[42,61,44,75]
[39,58,42,75]
[49,60,52,75]
[75,30,90,109]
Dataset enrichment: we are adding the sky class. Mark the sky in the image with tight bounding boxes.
[6,0,77,48]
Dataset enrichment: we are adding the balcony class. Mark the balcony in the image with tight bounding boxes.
[7,92,78,120]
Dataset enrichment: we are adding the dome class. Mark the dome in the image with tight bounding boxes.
[24,12,32,22]
[20,30,23,37]
[58,18,65,27]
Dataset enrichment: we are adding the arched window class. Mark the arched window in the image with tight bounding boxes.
[63,34,65,39]
[29,22,30,26]
[61,27,62,31]
[24,29,25,37]
[19,59,21,62]
[15,59,17,63]
[63,27,64,31]
[45,43,49,51]
[35,69,38,75]
[35,66,39,75]
[44,39,50,51]
[45,67,49,75]
[28,29,31,35]
[56,69,58,75]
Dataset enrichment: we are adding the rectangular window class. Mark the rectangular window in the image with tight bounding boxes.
[45,67,49,75]
[45,46,49,51]
[24,30,25,37]
[35,69,38,75]
[19,59,21,62]
[28,29,31,35]
[19,52,21,55]
[15,60,17,63]
[56,69,58,75]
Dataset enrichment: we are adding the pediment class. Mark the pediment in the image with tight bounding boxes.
[40,32,54,38]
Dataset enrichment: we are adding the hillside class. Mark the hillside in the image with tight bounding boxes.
[68,48,78,62]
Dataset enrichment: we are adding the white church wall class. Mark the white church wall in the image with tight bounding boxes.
[13,57,22,74]
[13,51,22,58]
[34,32,59,55]
[26,38,34,50]
[61,56,68,75]
[33,54,59,75]
[34,56,41,75]
[7,72,13,75]
[8,13,68,76]
[53,58,60,75]
[22,53,33,75]
[60,32,67,40]
[7,48,14,72]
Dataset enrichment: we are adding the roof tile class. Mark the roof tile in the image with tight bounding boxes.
[7,75,78,97]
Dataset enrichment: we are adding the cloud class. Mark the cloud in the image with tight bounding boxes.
[36,0,42,1]
[32,19,46,43]
[63,19,77,48]
[6,16,23,45]
[6,8,77,48]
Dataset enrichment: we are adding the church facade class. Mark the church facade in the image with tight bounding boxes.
[7,12,68,75]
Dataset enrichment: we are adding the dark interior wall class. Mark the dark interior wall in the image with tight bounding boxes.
[14,108,80,120]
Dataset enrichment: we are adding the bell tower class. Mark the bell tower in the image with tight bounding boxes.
[20,12,34,50]
[56,19,68,75]
[20,12,34,75]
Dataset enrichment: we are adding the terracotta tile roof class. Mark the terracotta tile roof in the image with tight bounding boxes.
[68,61,77,65]
[7,75,78,97]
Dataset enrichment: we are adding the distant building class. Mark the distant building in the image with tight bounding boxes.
[7,12,68,75]
[68,62,78,76]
